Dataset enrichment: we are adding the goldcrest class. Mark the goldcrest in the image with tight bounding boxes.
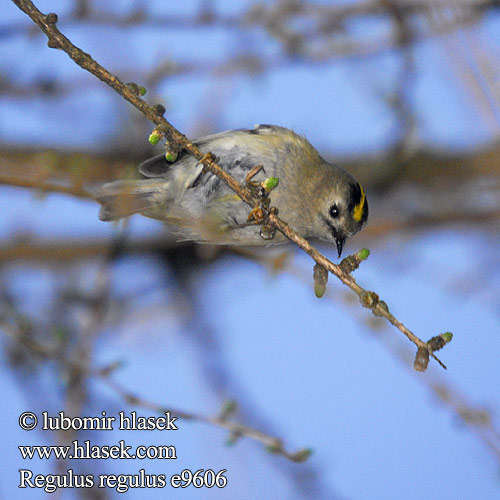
[96,125,368,256]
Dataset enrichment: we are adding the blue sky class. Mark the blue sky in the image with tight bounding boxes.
[1,1,500,499]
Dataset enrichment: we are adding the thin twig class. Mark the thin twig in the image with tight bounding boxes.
[10,0,450,369]
[0,322,308,462]
[98,375,309,462]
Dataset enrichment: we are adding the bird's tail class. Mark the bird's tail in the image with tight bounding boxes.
[94,180,166,221]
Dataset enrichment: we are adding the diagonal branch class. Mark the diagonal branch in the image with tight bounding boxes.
[10,0,450,370]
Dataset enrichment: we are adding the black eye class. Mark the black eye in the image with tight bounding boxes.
[329,204,339,218]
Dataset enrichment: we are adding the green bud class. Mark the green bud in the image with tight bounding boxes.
[313,263,328,298]
[265,442,282,454]
[165,151,178,162]
[314,283,326,298]
[148,132,160,145]
[292,448,313,462]
[225,434,239,446]
[262,176,279,192]
[442,332,453,343]
[219,400,238,420]
[357,248,370,260]
[427,331,453,353]
[139,86,146,96]
[126,82,144,96]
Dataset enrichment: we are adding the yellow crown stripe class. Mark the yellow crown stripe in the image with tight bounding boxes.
[353,184,366,222]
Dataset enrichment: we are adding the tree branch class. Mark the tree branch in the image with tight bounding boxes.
[10,0,451,370]
[0,174,93,200]
[1,320,310,462]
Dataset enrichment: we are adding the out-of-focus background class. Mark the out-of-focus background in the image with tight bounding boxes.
[2,1,500,499]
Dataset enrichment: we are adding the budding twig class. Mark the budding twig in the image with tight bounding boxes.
[0,319,307,462]
[10,0,452,370]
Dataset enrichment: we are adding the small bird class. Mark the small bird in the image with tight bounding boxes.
[96,125,368,257]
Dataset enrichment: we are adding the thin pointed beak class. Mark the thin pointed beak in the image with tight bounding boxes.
[321,216,347,258]
[335,235,345,258]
